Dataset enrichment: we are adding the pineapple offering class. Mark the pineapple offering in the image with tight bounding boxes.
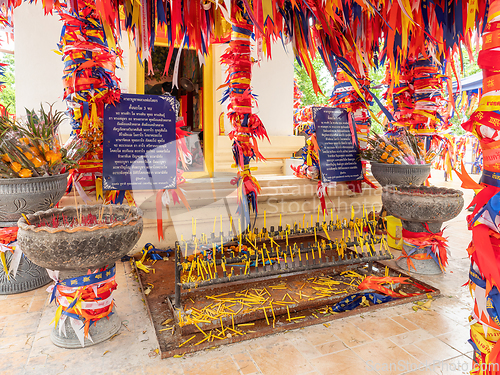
[0,105,87,178]
[361,128,442,165]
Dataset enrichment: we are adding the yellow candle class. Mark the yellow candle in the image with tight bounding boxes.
[187,259,195,282]
[279,214,282,227]
[239,219,242,253]
[303,214,305,228]
[354,244,358,254]
[314,227,317,243]
[351,205,355,220]
[298,248,302,261]
[264,211,266,229]
[230,216,233,232]
[286,232,289,247]
[207,259,213,279]
[185,243,188,259]
[323,209,326,223]
[367,242,373,256]
[310,215,313,227]
[318,243,322,258]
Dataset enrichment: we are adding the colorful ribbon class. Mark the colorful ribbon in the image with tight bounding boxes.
[401,227,449,271]
[47,264,117,347]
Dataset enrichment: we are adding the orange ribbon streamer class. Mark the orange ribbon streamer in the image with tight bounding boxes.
[397,247,434,272]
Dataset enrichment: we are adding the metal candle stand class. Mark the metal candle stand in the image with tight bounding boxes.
[173,217,393,309]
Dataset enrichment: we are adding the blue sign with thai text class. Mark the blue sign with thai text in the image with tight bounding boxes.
[103,93,177,190]
[313,107,362,183]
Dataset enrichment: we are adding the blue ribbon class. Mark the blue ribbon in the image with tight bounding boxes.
[50,265,116,304]
[331,292,394,313]
[403,241,441,267]
[480,170,500,188]
[469,266,500,328]
[142,243,173,260]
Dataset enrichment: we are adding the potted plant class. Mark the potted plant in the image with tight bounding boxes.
[0,104,87,294]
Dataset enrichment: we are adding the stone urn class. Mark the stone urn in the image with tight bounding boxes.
[382,185,464,274]
[0,173,68,294]
[17,204,143,348]
[371,162,431,186]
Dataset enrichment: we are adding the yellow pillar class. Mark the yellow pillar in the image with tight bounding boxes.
[203,47,215,177]
[135,58,144,94]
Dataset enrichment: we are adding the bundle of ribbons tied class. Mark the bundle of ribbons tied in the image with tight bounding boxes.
[46,265,117,347]
[398,226,449,272]
[331,276,433,312]
[457,1,500,372]
[0,227,22,280]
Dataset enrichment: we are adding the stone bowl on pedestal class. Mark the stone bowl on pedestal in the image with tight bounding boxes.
[371,162,431,186]
[0,173,68,294]
[17,204,143,348]
[382,185,464,274]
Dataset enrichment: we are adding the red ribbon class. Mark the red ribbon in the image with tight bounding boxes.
[358,276,431,298]
[0,227,18,245]
[402,226,449,271]
[397,247,435,272]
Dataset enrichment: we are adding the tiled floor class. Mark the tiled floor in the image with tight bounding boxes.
[0,172,478,374]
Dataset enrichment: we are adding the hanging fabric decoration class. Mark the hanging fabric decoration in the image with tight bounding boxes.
[330,66,373,194]
[57,0,136,206]
[459,2,500,372]
[221,0,269,229]
[384,55,449,134]
[330,67,372,151]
